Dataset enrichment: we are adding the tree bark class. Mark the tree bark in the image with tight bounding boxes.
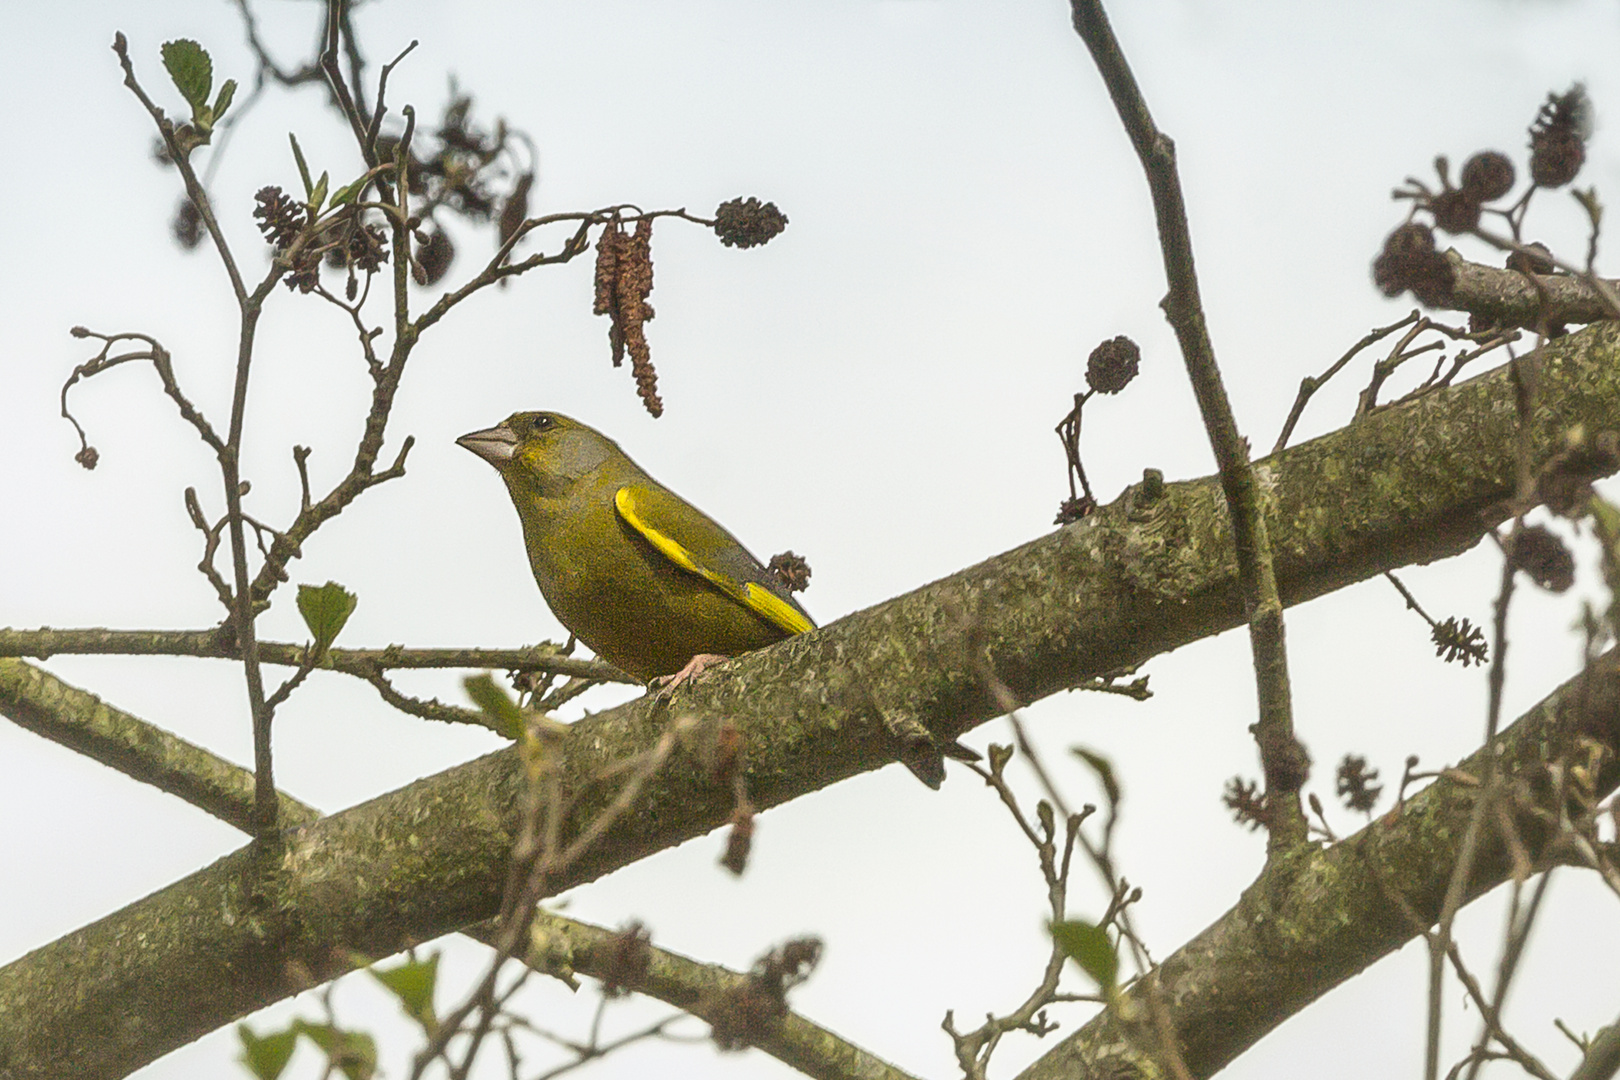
[5,321,1620,1078]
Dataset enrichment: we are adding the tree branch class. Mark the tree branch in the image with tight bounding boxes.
[0,660,320,834]
[0,660,910,1080]
[1016,651,1620,1080]
[509,914,922,1080]
[1068,0,1305,849]
[6,323,1620,1077]
[0,629,633,684]
[1441,250,1620,329]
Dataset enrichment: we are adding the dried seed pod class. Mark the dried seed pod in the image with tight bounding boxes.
[1535,429,1620,516]
[719,807,753,876]
[1372,223,1454,307]
[1429,188,1482,234]
[498,171,534,248]
[1529,85,1591,189]
[767,551,812,593]
[1432,616,1488,667]
[1510,524,1575,592]
[1222,777,1270,831]
[172,198,204,250]
[414,225,454,286]
[1335,754,1383,813]
[252,186,305,250]
[593,223,625,321]
[1086,335,1141,394]
[617,220,661,417]
[1459,151,1516,202]
[714,197,789,248]
[600,922,651,997]
[1506,242,1555,276]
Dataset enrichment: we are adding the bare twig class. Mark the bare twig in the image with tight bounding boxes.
[1068,0,1304,851]
[1273,312,1419,454]
[0,627,634,683]
[949,751,1102,1080]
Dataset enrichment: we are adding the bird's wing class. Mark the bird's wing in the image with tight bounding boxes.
[613,484,814,636]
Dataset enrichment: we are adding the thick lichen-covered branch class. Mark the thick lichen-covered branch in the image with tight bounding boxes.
[1443,250,1620,329]
[1016,653,1620,1080]
[6,324,1620,1078]
[0,658,903,1080]
[0,660,320,834]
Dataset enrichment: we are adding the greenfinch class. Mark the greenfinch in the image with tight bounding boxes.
[457,411,814,686]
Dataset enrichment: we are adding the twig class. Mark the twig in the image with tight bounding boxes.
[61,329,225,455]
[362,669,514,733]
[1273,312,1419,454]
[0,627,634,682]
[113,32,292,834]
[183,488,235,612]
[948,751,1101,1080]
[1068,0,1305,851]
[1569,1015,1620,1080]
[1426,350,1535,1080]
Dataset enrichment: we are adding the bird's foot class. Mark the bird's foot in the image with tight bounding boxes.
[650,653,730,698]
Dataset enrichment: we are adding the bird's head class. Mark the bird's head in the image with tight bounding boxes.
[457,411,622,499]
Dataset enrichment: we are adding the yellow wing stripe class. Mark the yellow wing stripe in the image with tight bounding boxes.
[615,487,812,636]
[741,582,814,636]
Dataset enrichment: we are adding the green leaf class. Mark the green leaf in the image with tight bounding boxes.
[289,133,315,199]
[160,39,212,110]
[330,174,370,208]
[372,953,439,1029]
[1575,187,1604,230]
[1035,799,1055,839]
[1051,919,1118,991]
[290,1023,377,1080]
[464,672,525,739]
[296,581,357,658]
[332,1031,377,1080]
[310,171,330,215]
[212,78,237,123]
[237,1024,298,1080]
[1592,495,1620,537]
[1072,746,1121,809]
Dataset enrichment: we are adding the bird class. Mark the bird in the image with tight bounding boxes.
[456,411,814,687]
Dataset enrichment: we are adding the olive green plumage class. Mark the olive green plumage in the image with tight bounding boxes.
[458,411,814,682]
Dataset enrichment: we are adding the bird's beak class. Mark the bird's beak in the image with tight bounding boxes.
[457,423,518,466]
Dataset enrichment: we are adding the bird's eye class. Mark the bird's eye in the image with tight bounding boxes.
[531,416,554,434]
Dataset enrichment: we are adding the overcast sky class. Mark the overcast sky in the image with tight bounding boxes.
[4,2,1620,1078]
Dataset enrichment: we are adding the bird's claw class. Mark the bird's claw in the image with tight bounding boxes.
[650,653,730,698]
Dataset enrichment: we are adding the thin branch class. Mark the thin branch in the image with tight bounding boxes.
[1069,0,1304,850]
[508,913,925,1080]
[61,330,225,456]
[0,627,634,683]
[413,207,713,335]
[1442,250,1620,328]
[318,0,371,154]
[183,488,236,612]
[1273,312,1419,454]
[112,33,251,304]
[1443,941,1559,1080]
[1569,1014,1620,1080]
[362,668,510,732]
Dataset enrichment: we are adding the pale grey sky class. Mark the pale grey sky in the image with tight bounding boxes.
[4,2,1620,1078]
